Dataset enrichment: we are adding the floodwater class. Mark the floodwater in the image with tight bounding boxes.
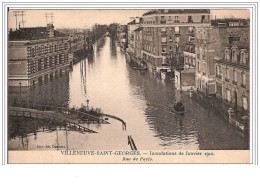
[8,37,249,150]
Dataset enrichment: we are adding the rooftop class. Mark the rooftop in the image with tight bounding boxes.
[143,9,210,16]
[9,24,68,41]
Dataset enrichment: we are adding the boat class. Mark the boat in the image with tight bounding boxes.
[172,101,185,115]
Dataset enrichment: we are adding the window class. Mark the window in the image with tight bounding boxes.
[169,16,172,21]
[202,48,206,60]
[240,51,246,64]
[242,97,248,110]
[35,46,38,55]
[175,36,180,43]
[49,56,53,67]
[226,89,231,102]
[161,27,166,32]
[188,26,194,33]
[226,67,229,80]
[161,37,167,43]
[31,48,35,57]
[196,48,200,59]
[197,61,200,72]
[162,47,166,53]
[232,49,237,62]
[38,59,41,71]
[44,58,47,69]
[241,72,246,86]
[175,26,180,33]
[161,16,165,21]
[225,48,231,61]
[233,69,237,82]
[202,15,206,22]
[188,16,193,23]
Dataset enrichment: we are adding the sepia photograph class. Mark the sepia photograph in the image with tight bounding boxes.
[5,6,253,163]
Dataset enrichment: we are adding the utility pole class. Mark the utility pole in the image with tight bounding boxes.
[13,11,20,30]
[20,11,25,28]
[44,12,54,25]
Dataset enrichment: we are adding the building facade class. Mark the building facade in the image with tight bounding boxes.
[175,43,196,90]
[117,25,127,50]
[133,27,143,59]
[195,22,250,97]
[127,17,141,54]
[141,9,211,72]
[8,24,72,87]
[214,25,250,113]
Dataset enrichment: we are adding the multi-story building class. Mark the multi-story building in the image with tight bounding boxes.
[194,26,223,95]
[127,17,141,54]
[8,24,72,87]
[215,25,250,113]
[175,43,196,90]
[195,21,250,97]
[133,27,143,59]
[141,9,211,72]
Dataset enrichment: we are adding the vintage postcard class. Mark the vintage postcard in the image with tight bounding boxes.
[3,3,257,164]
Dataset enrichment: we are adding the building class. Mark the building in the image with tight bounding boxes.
[195,21,250,97]
[127,17,141,55]
[141,9,211,73]
[215,25,250,113]
[133,27,143,60]
[175,43,196,90]
[194,26,223,95]
[117,25,127,50]
[8,24,72,87]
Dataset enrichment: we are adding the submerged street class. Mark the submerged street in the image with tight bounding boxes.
[9,37,249,150]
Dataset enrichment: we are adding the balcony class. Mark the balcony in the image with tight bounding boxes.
[241,84,246,88]
[174,31,181,35]
[174,20,180,23]
[232,81,237,85]
[225,78,230,82]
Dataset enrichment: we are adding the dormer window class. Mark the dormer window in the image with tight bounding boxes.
[225,48,231,61]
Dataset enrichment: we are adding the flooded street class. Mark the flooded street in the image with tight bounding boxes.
[9,37,249,150]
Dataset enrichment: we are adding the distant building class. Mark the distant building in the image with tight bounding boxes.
[133,27,143,59]
[141,9,211,73]
[127,17,141,55]
[8,24,72,87]
[117,25,127,50]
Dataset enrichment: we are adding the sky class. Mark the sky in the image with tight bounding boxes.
[8,9,250,30]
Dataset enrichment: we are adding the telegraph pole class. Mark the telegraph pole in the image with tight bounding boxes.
[20,11,26,28]
[13,11,20,30]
